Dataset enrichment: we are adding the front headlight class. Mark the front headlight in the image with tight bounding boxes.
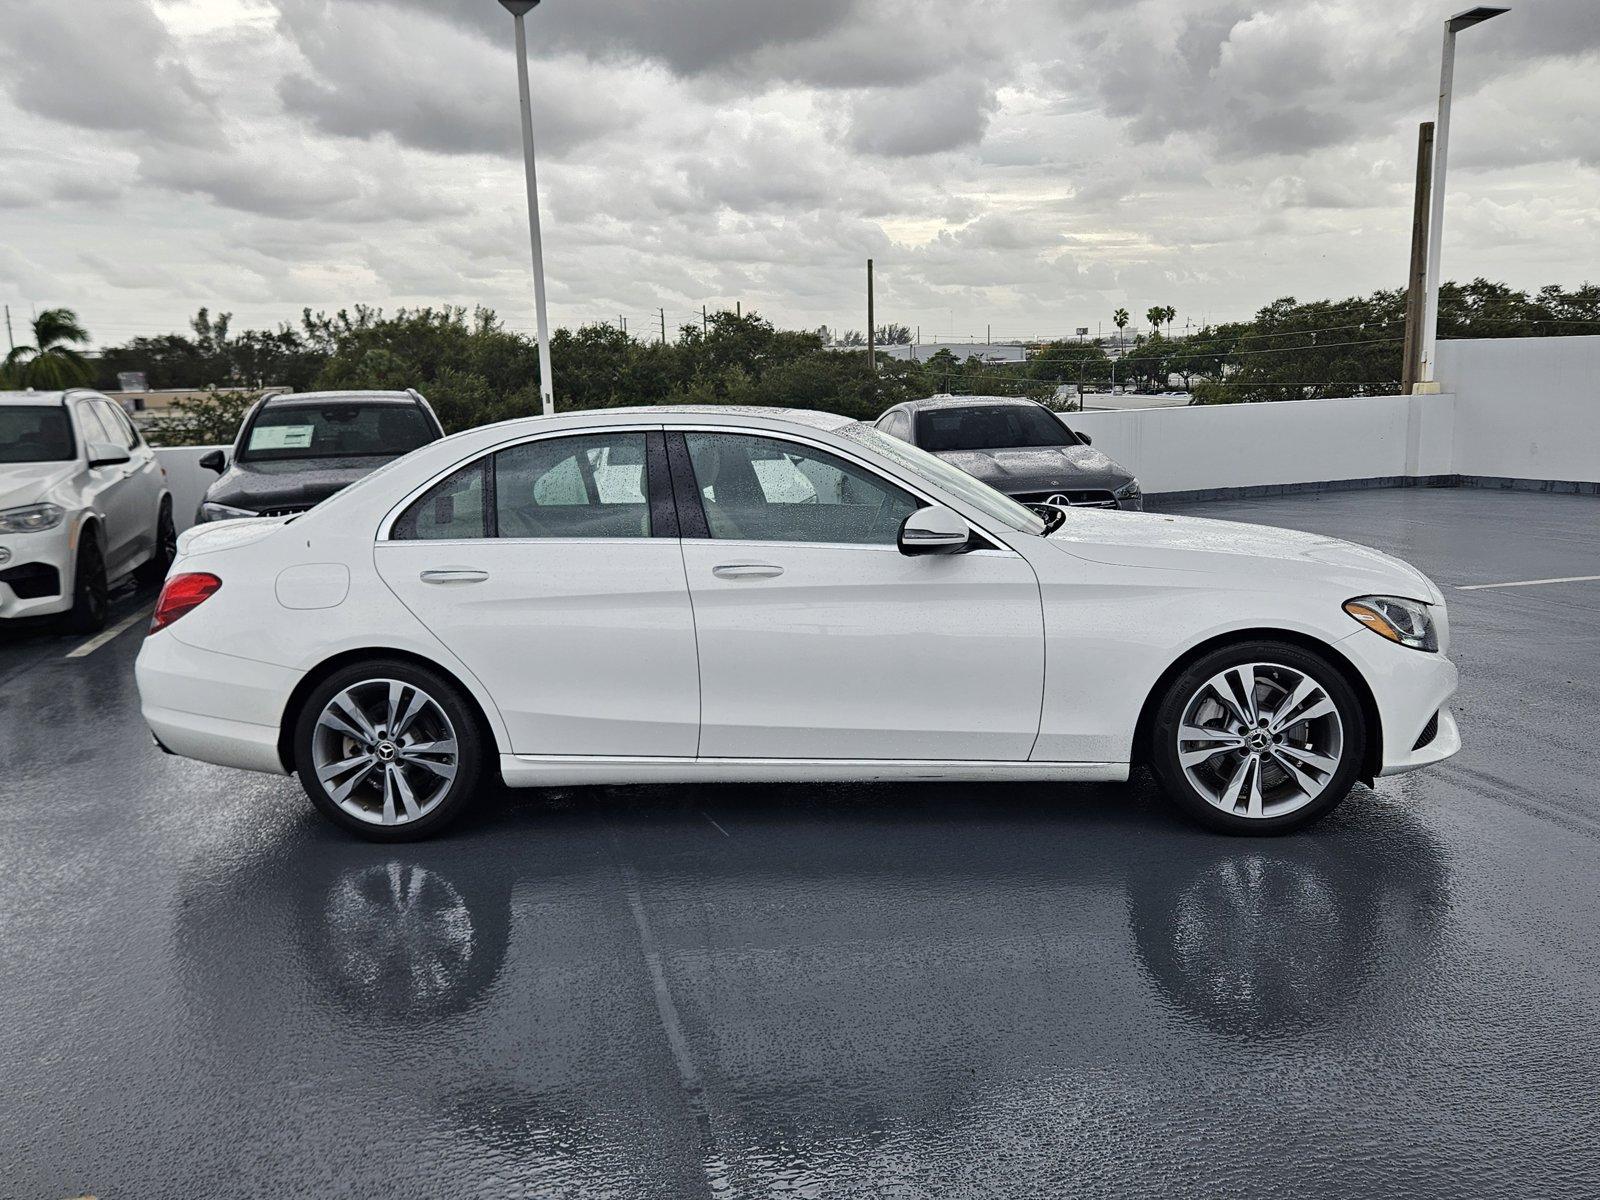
[1344,595,1438,652]
[0,502,65,534]
[1114,479,1141,499]
[200,502,257,523]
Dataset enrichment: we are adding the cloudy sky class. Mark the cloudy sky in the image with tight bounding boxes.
[2,0,1596,348]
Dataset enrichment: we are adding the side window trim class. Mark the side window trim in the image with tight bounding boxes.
[664,431,709,539]
[645,430,679,539]
[380,424,668,543]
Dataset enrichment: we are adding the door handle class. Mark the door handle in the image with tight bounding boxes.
[712,562,784,579]
[420,568,489,584]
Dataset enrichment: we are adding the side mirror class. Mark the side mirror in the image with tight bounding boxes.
[899,505,971,556]
[87,442,132,469]
[1077,432,1093,446]
[199,449,227,473]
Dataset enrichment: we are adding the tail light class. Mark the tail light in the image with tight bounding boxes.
[150,572,222,634]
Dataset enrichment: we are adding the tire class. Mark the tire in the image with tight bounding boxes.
[136,498,177,587]
[64,537,108,634]
[1148,639,1366,835]
[293,658,484,842]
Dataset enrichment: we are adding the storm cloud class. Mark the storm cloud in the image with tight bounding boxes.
[0,0,1595,346]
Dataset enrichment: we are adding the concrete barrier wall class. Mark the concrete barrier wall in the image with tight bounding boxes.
[1064,392,1455,496]
[156,446,224,532]
[1438,336,1600,484]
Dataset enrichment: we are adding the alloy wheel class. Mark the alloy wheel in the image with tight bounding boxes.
[310,679,460,826]
[1175,662,1344,820]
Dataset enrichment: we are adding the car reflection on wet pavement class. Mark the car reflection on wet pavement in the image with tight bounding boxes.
[3,488,1598,1198]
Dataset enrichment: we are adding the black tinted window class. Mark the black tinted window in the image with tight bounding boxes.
[241,403,435,462]
[684,433,916,545]
[495,433,650,539]
[0,406,74,463]
[915,406,1077,452]
[391,463,488,541]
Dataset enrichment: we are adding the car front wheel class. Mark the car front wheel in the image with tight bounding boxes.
[294,659,483,841]
[1149,640,1366,835]
[64,537,108,634]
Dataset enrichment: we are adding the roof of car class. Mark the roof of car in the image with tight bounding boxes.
[893,394,1044,413]
[0,389,103,406]
[259,390,422,408]
[579,405,859,432]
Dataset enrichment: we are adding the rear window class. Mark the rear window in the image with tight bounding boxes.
[240,403,435,462]
[915,405,1078,452]
[0,406,75,463]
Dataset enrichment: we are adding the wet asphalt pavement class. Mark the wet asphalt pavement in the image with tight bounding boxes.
[2,487,1598,1199]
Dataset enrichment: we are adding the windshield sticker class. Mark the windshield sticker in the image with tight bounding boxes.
[251,424,315,450]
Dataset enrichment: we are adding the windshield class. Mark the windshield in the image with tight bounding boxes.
[915,405,1079,452]
[0,406,75,463]
[239,403,435,462]
[844,425,1045,536]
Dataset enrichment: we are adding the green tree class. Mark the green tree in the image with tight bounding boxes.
[144,389,258,448]
[2,307,94,388]
[1112,308,1129,345]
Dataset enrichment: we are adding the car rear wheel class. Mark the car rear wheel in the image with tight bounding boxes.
[294,659,483,841]
[64,538,108,634]
[136,498,177,587]
[1149,640,1366,835]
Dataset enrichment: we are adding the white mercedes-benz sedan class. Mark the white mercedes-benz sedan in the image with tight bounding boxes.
[135,406,1459,840]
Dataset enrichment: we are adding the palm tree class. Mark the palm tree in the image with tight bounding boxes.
[1164,305,1177,337]
[1112,308,1129,345]
[3,308,93,388]
[1146,306,1166,336]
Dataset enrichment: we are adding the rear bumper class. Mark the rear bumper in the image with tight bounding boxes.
[135,630,298,775]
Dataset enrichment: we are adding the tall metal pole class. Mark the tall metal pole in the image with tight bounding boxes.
[866,258,876,374]
[1419,6,1509,387]
[504,1,554,415]
[1402,121,1435,394]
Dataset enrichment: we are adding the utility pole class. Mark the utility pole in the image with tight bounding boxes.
[702,305,708,335]
[736,301,741,319]
[500,0,555,415]
[1402,121,1436,394]
[659,308,666,345]
[3,304,12,353]
[866,258,877,374]
[986,323,991,345]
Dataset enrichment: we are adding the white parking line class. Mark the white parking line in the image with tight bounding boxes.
[1456,574,1600,592]
[65,606,152,658]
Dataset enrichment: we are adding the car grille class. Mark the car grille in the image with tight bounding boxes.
[1413,711,1441,750]
[0,562,62,599]
[1013,488,1119,509]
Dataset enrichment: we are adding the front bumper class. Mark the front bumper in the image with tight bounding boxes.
[1335,625,1460,776]
[0,524,74,619]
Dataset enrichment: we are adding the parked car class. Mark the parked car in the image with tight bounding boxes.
[875,395,1142,510]
[136,406,1458,840]
[196,389,443,523]
[1,388,175,632]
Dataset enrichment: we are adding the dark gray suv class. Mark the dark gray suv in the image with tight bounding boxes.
[875,395,1141,510]
[196,389,443,524]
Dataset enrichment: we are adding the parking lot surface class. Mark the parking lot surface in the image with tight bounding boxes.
[3,487,1598,1199]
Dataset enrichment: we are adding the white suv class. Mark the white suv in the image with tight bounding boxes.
[0,389,175,632]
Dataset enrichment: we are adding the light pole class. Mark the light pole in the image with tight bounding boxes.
[499,0,555,415]
[1417,5,1509,390]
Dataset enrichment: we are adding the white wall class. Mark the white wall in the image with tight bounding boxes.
[156,446,224,532]
[1065,392,1455,495]
[1438,336,1600,482]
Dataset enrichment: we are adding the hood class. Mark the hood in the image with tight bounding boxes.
[0,461,80,510]
[204,455,398,512]
[934,445,1133,493]
[176,514,295,559]
[1046,509,1443,602]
